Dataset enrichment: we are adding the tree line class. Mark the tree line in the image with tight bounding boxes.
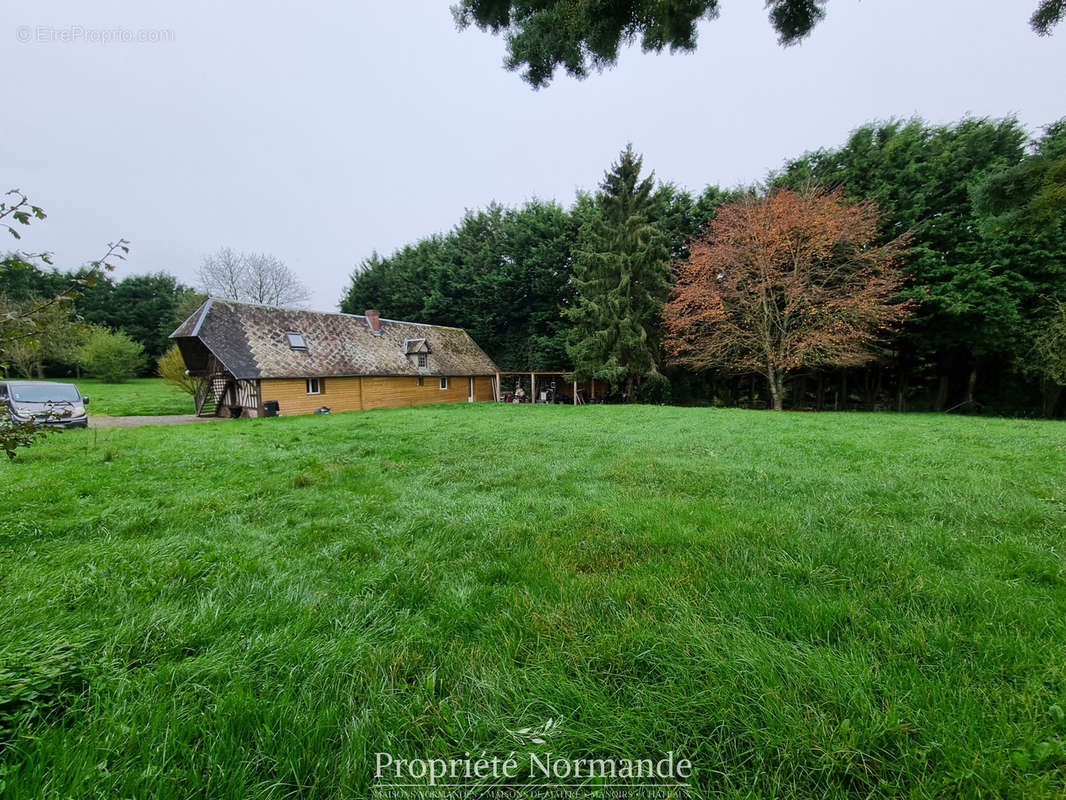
[342,115,1066,415]
[0,245,310,382]
[0,259,201,378]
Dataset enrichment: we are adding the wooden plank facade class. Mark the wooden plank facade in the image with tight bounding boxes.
[257,375,495,416]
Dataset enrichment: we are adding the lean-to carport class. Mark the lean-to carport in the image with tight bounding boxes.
[494,371,610,404]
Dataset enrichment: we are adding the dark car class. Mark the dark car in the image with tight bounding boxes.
[0,381,90,429]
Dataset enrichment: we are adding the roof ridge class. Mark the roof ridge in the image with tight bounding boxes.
[207,298,466,331]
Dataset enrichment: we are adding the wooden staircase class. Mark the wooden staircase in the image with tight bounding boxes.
[194,373,234,416]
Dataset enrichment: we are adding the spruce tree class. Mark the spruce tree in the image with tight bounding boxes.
[565,146,670,400]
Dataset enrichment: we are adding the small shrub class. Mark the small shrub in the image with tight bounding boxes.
[78,326,146,384]
[156,344,200,395]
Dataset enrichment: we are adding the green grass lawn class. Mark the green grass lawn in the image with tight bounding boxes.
[43,377,194,416]
[2,405,1065,798]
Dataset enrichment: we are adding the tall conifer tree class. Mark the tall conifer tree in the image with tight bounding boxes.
[565,146,670,399]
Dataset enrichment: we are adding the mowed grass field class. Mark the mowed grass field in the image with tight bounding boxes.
[41,378,194,417]
[2,404,1065,798]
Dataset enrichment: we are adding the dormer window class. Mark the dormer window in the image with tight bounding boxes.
[404,338,431,369]
[286,332,307,350]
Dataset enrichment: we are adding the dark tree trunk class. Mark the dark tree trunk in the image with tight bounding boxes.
[934,374,950,412]
[816,374,825,411]
[1044,383,1062,418]
[840,372,848,411]
[965,365,978,409]
[897,367,909,413]
[795,375,807,409]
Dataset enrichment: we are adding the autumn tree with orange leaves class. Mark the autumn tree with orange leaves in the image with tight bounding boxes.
[664,189,910,411]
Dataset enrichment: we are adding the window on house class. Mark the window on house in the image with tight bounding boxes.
[417,376,424,387]
[306,378,322,395]
[286,332,307,350]
[417,352,428,368]
[439,377,449,390]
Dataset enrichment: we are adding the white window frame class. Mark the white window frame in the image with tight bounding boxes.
[306,378,322,395]
[417,352,428,368]
[439,377,449,390]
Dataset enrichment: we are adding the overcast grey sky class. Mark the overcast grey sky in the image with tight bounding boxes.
[3,1,1063,310]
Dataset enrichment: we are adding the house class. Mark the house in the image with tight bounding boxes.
[170,299,499,417]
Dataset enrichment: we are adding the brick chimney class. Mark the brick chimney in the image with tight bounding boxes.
[365,309,382,335]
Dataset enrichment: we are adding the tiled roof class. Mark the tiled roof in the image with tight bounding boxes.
[171,299,498,379]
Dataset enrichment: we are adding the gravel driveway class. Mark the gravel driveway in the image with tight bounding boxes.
[89,414,221,429]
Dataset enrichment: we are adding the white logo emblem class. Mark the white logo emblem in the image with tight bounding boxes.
[506,717,560,745]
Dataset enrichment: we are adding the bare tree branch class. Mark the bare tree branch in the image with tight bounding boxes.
[197,247,310,307]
